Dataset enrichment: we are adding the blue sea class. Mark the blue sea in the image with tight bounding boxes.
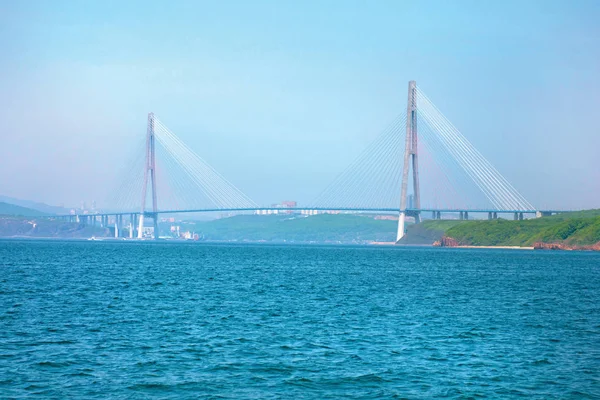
[1,240,599,398]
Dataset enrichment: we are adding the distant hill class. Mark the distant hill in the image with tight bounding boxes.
[0,195,69,215]
[0,215,108,238]
[187,213,397,243]
[0,202,48,217]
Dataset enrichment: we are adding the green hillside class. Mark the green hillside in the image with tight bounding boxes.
[444,210,600,247]
[0,216,108,238]
[397,220,464,245]
[0,202,47,217]
[189,214,397,243]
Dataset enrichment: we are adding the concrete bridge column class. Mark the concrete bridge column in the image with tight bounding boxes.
[459,211,464,220]
[132,214,138,238]
[153,213,159,240]
[436,211,441,220]
[432,211,436,220]
[493,212,498,219]
[464,212,469,220]
[129,214,134,239]
[513,212,518,221]
[137,214,144,239]
[396,212,406,242]
[519,212,524,221]
[488,212,492,220]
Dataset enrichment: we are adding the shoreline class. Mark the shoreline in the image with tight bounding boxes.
[453,245,534,250]
[1,237,598,251]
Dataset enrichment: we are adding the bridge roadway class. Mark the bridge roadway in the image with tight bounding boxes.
[56,207,560,220]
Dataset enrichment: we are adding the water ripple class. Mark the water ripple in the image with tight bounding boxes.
[1,241,599,398]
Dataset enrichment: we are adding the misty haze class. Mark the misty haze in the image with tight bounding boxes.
[1,1,599,398]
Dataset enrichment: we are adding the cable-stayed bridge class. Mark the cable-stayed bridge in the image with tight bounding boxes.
[67,81,555,242]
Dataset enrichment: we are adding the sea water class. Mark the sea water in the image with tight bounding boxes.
[1,240,599,398]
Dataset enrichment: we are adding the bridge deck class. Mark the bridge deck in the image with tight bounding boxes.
[53,207,563,218]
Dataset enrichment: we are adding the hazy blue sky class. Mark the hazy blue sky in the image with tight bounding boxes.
[0,0,598,210]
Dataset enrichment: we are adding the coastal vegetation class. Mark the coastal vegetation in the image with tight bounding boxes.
[442,210,600,247]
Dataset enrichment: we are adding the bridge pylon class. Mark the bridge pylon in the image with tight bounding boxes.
[138,112,159,239]
[397,80,421,242]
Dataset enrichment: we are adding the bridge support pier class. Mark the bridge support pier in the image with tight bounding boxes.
[513,212,525,221]
[397,212,407,242]
[153,214,159,240]
[137,215,144,239]
[129,214,136,238]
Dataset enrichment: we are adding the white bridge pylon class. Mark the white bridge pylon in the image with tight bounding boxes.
[307,80,534,242]
[395,81,534,241]
[135,113,259,238]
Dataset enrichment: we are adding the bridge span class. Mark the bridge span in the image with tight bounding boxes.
[78,81,556,241]
[55,207,560,240]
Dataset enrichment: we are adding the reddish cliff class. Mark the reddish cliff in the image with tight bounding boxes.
[533,242,600,251]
